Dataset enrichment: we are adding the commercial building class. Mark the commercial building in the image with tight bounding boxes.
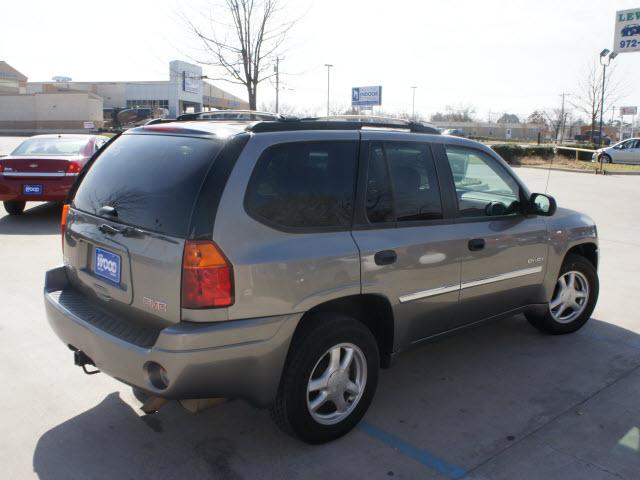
[0,61,27,94]
[433,121,549,141]
[0,60,248,133]
[27,60,248,118]
[0,92,103,132]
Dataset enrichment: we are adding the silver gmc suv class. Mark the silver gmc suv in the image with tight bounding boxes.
[44,118,599,444]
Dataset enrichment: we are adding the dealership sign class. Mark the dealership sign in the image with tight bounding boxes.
[352,86,382,107]
[620,106,638,115]
[182,71,200,94]
[614,8,640,54]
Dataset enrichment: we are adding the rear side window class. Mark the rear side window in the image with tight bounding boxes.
[73,134,223,236]
[365,142,443,223]
[245,141,357,230]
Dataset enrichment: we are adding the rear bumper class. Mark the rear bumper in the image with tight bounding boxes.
[44,266,301,407]
[0,176,75,201]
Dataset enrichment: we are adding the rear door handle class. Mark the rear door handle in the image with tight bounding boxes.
[468,238,485,251]
[374,249,397,266]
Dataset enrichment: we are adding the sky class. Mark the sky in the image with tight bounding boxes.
[2,0,639,121]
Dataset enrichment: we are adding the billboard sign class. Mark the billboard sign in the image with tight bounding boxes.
[183,71,200,93]
[614,8,640,54]
[620,106,638,115]
[352,86,382,107]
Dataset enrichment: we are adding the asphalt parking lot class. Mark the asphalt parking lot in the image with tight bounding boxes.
[0,152,639,479]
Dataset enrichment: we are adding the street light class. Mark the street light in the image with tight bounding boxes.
[410,86,417,120]
[597,49,617,172]
[324,64,333,117]
[598,49,617,148]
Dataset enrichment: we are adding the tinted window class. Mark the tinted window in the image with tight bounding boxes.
[366,145,394,223]
[385,142,442,222]
[73,134,223,236]
[445,146,520,217]
[245,142,357,229]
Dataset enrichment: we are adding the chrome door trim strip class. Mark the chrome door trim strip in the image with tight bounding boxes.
[398,284,461,303]
[460,266,543,290]
[398,266,543,303]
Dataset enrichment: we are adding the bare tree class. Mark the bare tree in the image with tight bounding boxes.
[430,104,476,122]
[527,110,547,126]
[497,113,520,124]
[184,0,295,109]
[543,108,565,140]
[570,62,624,135]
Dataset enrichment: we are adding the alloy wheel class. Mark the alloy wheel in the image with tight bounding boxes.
[306,343,367,425]
[549,270,590,324]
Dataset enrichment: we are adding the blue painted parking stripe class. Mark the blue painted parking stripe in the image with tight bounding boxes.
[358,421,466,479]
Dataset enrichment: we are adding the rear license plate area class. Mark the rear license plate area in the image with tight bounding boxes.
[94,247,121,284]
[23,184,43,195]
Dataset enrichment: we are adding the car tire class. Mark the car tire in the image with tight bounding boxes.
[270,313,379,444]
[601,153,612,164]
[3,201,26,215]
[526,253,598,335]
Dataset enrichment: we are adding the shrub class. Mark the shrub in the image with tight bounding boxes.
[490,144,554,164]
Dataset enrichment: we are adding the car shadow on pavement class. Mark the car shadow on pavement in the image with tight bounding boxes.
[0,202,61,235]
[32,315,640,480]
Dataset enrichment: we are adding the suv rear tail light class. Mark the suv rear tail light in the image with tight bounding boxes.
[66,161,82,175]
[61,204,70,251]
[181,240,234,308]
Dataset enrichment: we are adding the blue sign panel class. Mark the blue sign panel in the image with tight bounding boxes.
[352,86,382,107]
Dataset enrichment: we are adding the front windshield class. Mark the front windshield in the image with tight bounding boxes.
[11,138,88,156]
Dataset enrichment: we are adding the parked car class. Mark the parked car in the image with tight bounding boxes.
[575,130,611,145]
[622,24,640,37]
[592,137,640,164]
[0,134,109,215]
[45,118,599,444]
[442,128,466,137]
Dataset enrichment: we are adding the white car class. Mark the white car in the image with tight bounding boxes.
[593,138,640,164]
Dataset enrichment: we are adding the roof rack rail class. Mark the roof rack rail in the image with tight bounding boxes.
[177,110,286,122]
[247,116,440,134]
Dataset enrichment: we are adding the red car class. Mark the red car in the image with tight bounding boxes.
[0,134,109,215]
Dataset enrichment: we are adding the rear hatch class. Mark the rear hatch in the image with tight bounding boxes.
[65,132,225,328]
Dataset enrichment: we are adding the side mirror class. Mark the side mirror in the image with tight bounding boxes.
[529,193,557,216]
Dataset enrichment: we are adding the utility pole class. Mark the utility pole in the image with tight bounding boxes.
[324,64,333,117]
[274,57,280,113]
[559,92,569,143]
[411,86,417,120]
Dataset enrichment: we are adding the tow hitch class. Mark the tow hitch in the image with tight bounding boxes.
[74,350,100,375]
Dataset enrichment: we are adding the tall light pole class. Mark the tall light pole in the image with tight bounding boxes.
[559,92,570,143]
[274,57,280,113]
[598,49,617,148]
[324,64,333,117]
[411,86,417,120]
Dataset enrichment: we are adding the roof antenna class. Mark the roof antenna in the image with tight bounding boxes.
[544,147,554,194]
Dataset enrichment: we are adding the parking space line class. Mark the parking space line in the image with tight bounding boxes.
[358,421,466,479]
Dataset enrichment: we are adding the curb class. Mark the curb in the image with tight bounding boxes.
[513,165,640,176]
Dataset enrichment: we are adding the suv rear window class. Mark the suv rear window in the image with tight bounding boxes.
[73,134,223,237]
[245,141,357,230]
